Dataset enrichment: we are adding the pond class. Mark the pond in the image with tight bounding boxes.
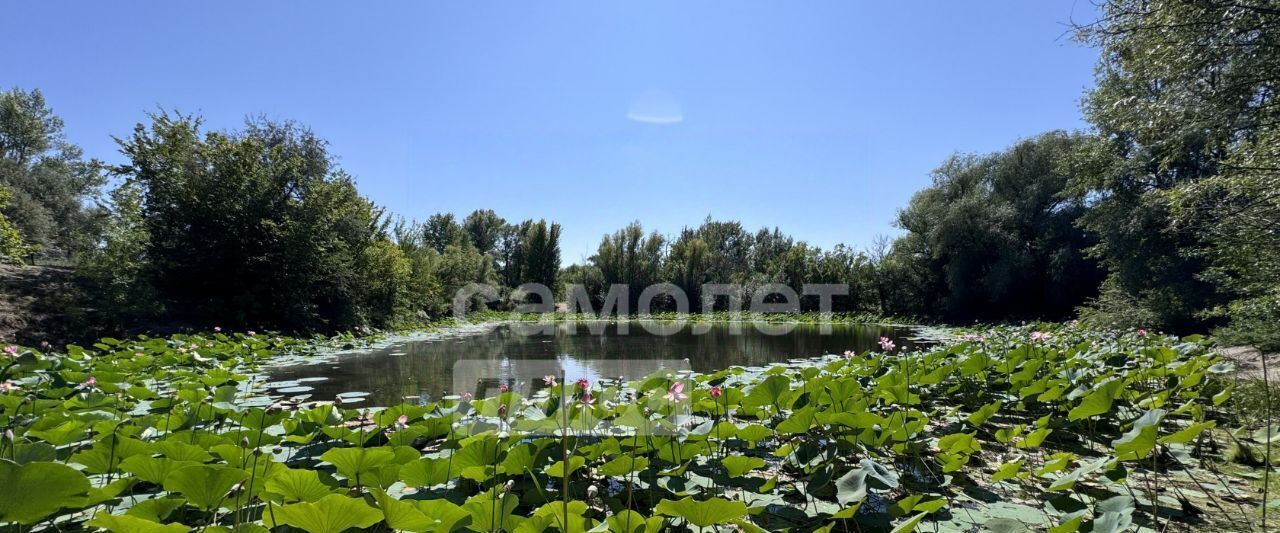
[265,320,921,406]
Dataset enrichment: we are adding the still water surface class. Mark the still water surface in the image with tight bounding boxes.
[266,321,918,406]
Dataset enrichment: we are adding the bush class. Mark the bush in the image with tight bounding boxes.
[1214,290,1280,352]
[0,185,33,264]
[1076,277,1162,330]
[113,113,388,332]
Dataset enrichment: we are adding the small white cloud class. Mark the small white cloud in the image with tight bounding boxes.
[627,89,683,124]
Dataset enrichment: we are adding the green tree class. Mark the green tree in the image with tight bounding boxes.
[0,185,33,263]
[0,87,104,259]
[695,219,754,286]
[560,263,606,304]
[518,219,561,289]
[809,244,879,313]
[423,213,466,253]
[496,220,530,287]
[360,238,413,326]
[463,209,506,255]
[750,227,793,274]
[436,242,495,312]
[890,132,1102,321]
[77,180,159,323]
[114,112,386,331]
[664,228,711,308]
[1071,0,1280,332]
[590,222,666,310]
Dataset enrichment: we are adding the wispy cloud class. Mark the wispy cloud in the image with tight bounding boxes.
[627,89,683,124]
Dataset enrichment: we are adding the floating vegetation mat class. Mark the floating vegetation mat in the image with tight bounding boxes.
[0,325,1270,531]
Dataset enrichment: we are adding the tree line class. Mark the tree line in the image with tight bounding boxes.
[1,0,1276,347]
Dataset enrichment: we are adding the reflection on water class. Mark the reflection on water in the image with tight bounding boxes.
[266,321,918,406]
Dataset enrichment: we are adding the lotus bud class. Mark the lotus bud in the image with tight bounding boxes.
[240,436,251,448]
[2,429,12,441]
[586,484,599,500]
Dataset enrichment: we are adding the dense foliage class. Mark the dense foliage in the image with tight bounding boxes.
[885,132,1103,321]
[0,185,33,263]
[870,0,1280,338]
[0,88,104,263]
[70,114,569,334]
[574,220,885,315]
[108,114,387,331]
[1067,0,1280,340]
[0,325,1265,531]
[1,0,1277,344]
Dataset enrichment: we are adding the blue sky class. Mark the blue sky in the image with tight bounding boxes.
[4,1,1099,263]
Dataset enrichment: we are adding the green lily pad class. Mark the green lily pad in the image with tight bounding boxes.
[0,460,92,525]
[264,467,335,503]
[86,514,191,533]
[721,456,767,478]
[655,496,747,528]
[162,464,249,511]
[270,494,385,533]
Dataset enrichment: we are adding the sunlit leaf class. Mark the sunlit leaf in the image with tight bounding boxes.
[654,496,747,527]
[0,460,91,525]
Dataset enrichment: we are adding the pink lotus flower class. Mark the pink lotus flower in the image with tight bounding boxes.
[543,375,557,387]
[1030,331,1051,342]
[462,392,473,401]
[499,384,509,393]
[842,350,854,359]
[247,331,256,337]
[3,345,17,357]
[0,380,17,393]
[83,376,97,388]
[579,391,596,407]
[39,341,49,349]
[1137,329,1148,338]
[664,382,688,402]
[498,404,508,416]
[576,378,590,390]
[878,337,896,352]
[395,414,409,428]
[709,386,722,399]
[214,326,222,332]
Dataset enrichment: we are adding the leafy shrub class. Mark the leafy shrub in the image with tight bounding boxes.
[1213,292,1280,352]
[1076,277,1162,330]
[113,113,387,331]
[0,185,33,264]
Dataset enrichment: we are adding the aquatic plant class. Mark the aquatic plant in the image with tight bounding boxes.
[0,325,1265,531]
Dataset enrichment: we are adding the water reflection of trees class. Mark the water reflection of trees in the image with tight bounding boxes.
[269,322,916,406]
